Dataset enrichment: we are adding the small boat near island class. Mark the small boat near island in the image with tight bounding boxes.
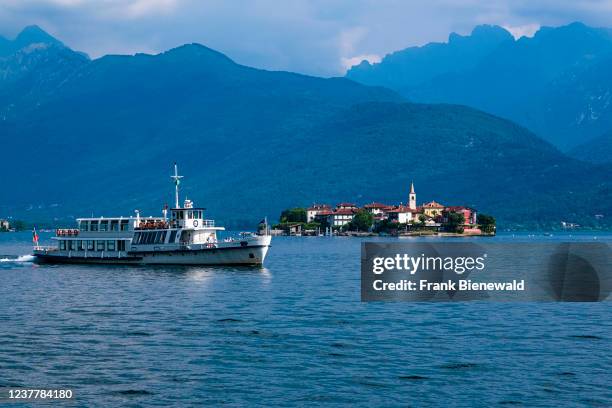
[33,164,271,265]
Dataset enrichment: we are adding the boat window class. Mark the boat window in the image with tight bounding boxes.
[161,230,167,243]
[171,211,177,220]
[59,241,66,250]
[96,241,105,251]
[87,240,94,250]
[187,211,193,219]
[120,220,129,231]
[67,241,75,251]
[100,221,108,232]
[110,220,119,231]
[107,240,115,251]
[154,231,161,244]
[146,232,155,245]
[118,240,126,251]
[77,240,84,251]
[169,230,177,243]
[132,232,140,245]
[90,221,99,232]
[80,221,88,231]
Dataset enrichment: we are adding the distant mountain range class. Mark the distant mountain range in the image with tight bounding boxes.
[347,22,612,152]
[0,26,610,229]
[569,131,612,165]
[0,25,64,57]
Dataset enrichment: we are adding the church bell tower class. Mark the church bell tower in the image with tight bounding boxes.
[408,181,417,210]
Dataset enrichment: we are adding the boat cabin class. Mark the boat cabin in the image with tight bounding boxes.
[169,199,212,229]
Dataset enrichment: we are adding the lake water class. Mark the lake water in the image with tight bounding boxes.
[0,232,611,407]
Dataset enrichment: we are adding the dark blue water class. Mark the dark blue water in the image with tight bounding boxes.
[1,232,611,407]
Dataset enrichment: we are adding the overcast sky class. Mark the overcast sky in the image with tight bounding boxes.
[1,0,612,77]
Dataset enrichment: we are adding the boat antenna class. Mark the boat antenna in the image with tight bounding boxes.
[171,163,184,209]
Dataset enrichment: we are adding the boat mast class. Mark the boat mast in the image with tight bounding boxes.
[171,163,184,209]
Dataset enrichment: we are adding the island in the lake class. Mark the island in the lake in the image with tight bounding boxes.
[270,182,496,237]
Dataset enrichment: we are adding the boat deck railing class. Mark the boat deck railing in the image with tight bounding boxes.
[56,229,79,237]
[201,220,215,227]
[34,246,58,252]
[136,221,169,230]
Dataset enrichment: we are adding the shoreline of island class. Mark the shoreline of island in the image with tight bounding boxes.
[269,229,496,237]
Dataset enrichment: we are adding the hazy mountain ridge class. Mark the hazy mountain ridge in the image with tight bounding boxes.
[347,22,612,150]
[0,25,64,57]
[0,26,89,120]
[569,131,612,165]
[0,26,610,229]
[347,25,514,89]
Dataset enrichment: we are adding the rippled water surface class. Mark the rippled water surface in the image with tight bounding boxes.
[1,232,611,407]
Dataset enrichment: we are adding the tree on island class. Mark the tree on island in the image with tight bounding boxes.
[418,214,426,227]
[347,210,373,232]
[280,208,307,223]
[12,220,27,231]
[274,207,321,233]
[445,212,465,233]
[374,219,398,233]
[477,214,496,234]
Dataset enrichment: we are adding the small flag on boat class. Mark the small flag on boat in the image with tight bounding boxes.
[32,228,39,245]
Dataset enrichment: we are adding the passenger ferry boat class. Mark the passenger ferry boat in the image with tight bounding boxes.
[33,165,271,265]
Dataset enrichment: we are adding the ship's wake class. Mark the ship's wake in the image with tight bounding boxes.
[0,255,35,263]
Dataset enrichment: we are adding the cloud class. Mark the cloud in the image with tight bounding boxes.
[341,54,381,70]
[503,23,540,39]
[112,0,179,19]
[0,0,611,77]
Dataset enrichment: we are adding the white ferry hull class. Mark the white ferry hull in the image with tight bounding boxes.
[34,236,271,266]
[137,242,270,265]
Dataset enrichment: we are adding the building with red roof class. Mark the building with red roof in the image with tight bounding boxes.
[441,206,477,225]
[313,207,359,227]
[386,205,415,224]
[363,202,393,217]
[336,203,358,210]
[306,204,331,222]
[422,200,445,217]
